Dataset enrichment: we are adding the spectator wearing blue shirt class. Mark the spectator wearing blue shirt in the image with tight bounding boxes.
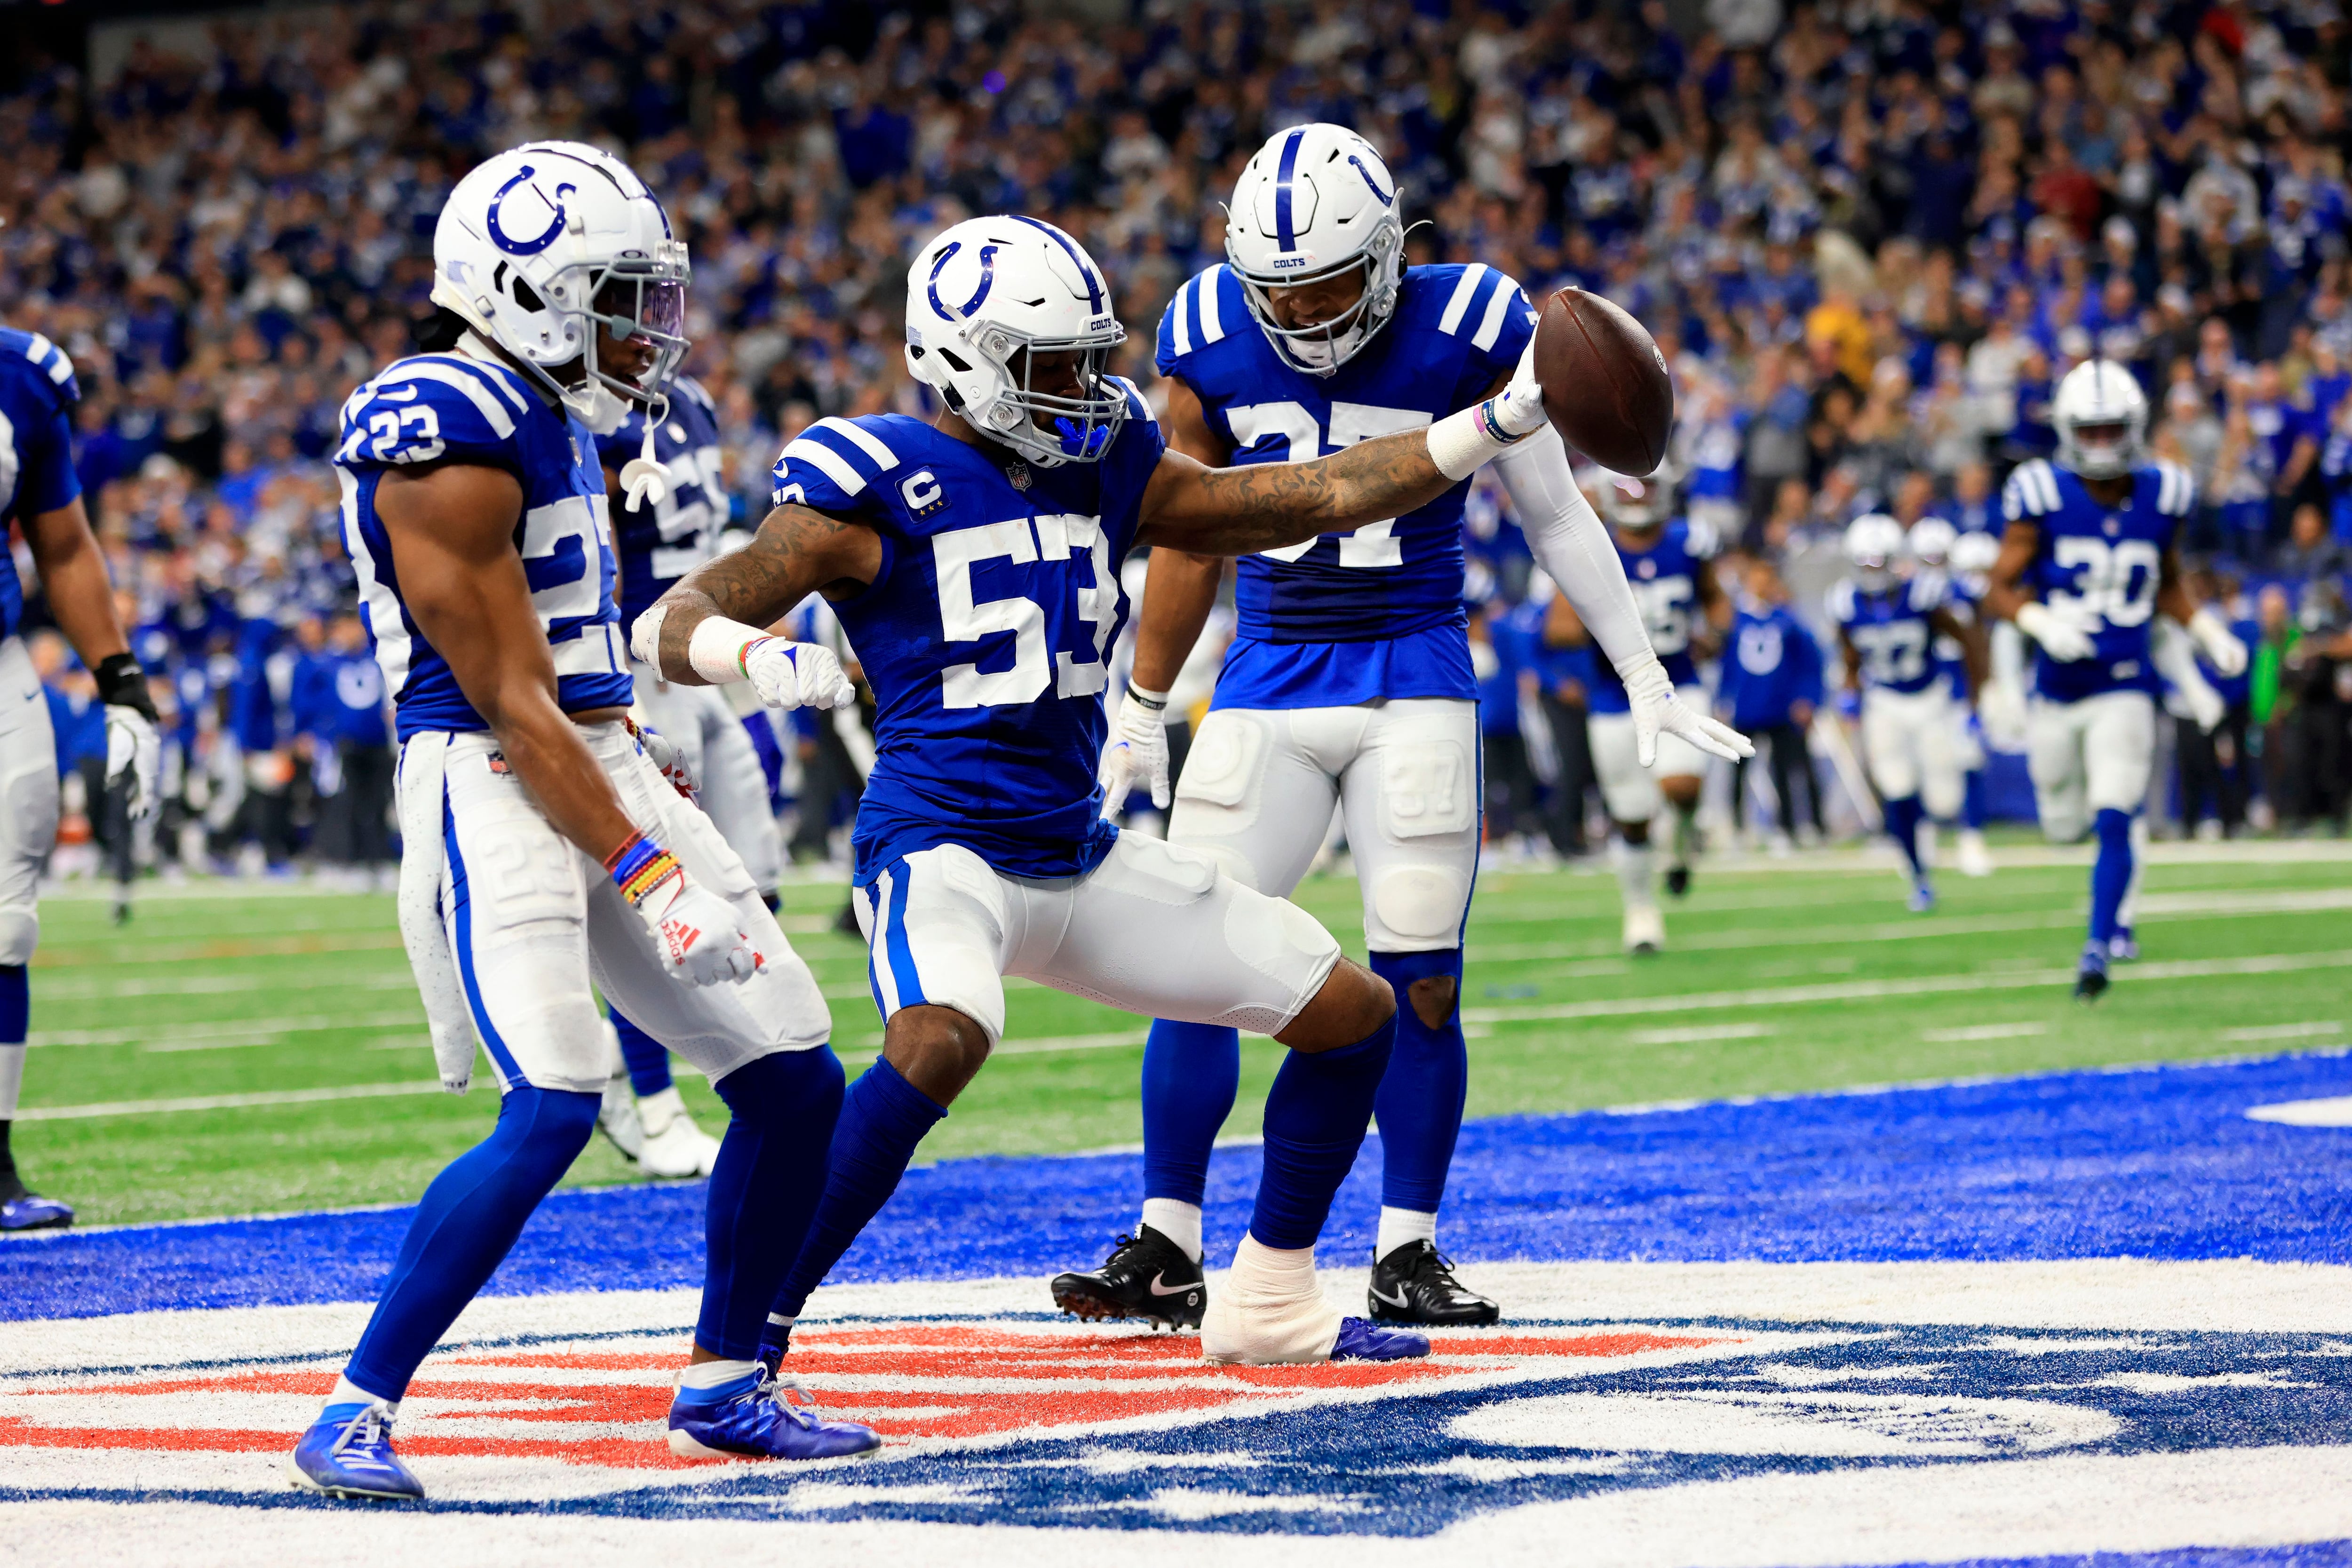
[1716,557,1826,847]
[303,613,394,883]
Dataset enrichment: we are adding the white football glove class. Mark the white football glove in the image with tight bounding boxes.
[1491,337,1553,439]
[2015,601,2098,663]
[633,868,763,987]
[2187,606,2249,678]
[1623,660,1753,767]
[743,637,857,712]
[1097,685,1173,815]
[625,716,698,798]
[1979,680,2030,750]
[104,705,161,822]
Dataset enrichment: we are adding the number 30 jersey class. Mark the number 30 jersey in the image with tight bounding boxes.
[2001,456,2191,704]
[770,390,1163,881]
[1156,262,1537,711]
[336,351,631,738]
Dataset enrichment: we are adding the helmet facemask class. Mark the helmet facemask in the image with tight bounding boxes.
[2058,416,2140,481]
[953,317,1129,467]
[571,243,691,414]
[1232,226,1401,378]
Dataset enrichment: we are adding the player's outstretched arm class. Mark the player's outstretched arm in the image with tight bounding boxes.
[2154,546,2249,677]
[22,493,159,817]
[376,463,641,860]
[636,501,878,708]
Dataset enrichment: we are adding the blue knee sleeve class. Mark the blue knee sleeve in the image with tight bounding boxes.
[1963,769,1988,831]
[1368,949,1466,1216]
[345,1085,599,1400]
[766,1058,944,1330]
[1249,1013,1397,1251]
[1884,795,1925,880]
[1141,1020,1241,1207]
[699,1046,845,1360]
[608,1007,673,1098]
[2090,807,2134,945]
[0,964,25,1045]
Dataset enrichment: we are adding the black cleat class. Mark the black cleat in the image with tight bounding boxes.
[2074,947,2110,1003]
[1664,862,1692,899]
[1367,1239,1500,1326]
[1050,1226,1205,1329]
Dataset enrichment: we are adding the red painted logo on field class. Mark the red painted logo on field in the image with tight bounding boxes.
[0,1324,1735,1471]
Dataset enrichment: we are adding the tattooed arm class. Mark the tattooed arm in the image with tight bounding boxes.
[1134,432,1462,556]
[642,502,883,685]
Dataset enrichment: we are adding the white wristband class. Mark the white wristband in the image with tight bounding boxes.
[687,616,774,685]
[1426,399,1526,482]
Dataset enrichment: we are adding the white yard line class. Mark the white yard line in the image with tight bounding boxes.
[2223,1020,2344,1042]
[27,1011,425,1051]
[15,1080,452,1122]
[1921,1021,2054,1043]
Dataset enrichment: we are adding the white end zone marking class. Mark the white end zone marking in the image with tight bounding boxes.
[2247,1097,2352,1127]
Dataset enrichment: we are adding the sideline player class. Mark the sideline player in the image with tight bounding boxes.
[1047,125,1745,1331]
[1828,515,1985,913]
[1550,469,1732,954]
[286,143,875,1503]
[1984,359,2245,1000]
[0,326,160,1232]
[640,211,1671,1367]
[592,370,776,1179]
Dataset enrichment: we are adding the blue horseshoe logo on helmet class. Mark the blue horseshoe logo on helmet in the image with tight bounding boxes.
[927,241,999,320]
[1347,155,1394,207]
[486,165,579,256]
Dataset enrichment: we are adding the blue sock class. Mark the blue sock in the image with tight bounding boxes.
[765,1059,945,1333]
[1141,1020,1241,1206]
[1963,769,1988,831]
[1884,795,1926,882]
[609,1008,673,1098]
[2089,807,2134,947]
[1249,1012,1398,1250]
[1368,949,1465,1216]
[344,1086,599,1400]
[698,1047,845,1360]
[0,964,25,1045]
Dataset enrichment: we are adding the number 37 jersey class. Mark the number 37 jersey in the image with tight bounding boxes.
[2001,456,2191,704]
[771,391,1164,881]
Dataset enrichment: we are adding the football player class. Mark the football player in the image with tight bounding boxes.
[1551,468,1733,955]
[1984,359,2246,1000]
[287,143,876,1503]
[1829,515,1985,913]
[591,371,776,1180]
[1940,524,2005,876]
[640,209,1685,1368]
[0,326,160,1232]
[1051,125,1745,1330]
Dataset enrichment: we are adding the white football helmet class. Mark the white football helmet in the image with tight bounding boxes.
[1907,514,1957,567]
[1225,123,1405,377]
[430,142,690,421]
[905,215,1127,467]
[1844,513,1908,589]
[2052,358,2148,480]
[1594,467,1676,531]
[1949,529,2002,576]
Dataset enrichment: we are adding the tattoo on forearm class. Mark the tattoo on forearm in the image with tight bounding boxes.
[1186,430,1441,552]
[655,503,860,675]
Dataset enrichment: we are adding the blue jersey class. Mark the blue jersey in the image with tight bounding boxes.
[0,328,84,640]
[1586,520,1716,715]
[770,390,1164,881]
[1156,262,1537,710]
[336,352,631,740]
[595,376,725,630]
[1829,570,1951,696]
[1719,602,1824,730]
[2001,456,2193,703]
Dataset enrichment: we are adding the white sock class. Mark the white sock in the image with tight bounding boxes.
[1613,838,1657,907]
[677,1357,762,1390]
[330,1374,396,1414]
[1375,1206,1437,1262]
[0,1044,22,1122]
[1141,1198,1204,1262]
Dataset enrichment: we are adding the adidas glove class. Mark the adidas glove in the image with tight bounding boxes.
[625,716,698,798]
[607,832,762,987]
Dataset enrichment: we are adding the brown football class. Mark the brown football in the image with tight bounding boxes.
[1534,286,1674,477]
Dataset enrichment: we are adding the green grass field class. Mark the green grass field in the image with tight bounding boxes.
[16,842,2351,1227]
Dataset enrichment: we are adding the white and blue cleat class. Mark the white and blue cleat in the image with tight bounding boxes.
[0,1190,72,1232]
[667,1368,882,1461]
[285,1400,424,1501]
[1331,1315,1430,1361]
[1906,881,1937,915]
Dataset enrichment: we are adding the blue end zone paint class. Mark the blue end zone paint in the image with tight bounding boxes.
[8,1051,2352,1322]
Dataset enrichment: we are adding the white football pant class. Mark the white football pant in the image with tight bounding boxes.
[0,636,57,1120]
[631,663,782,896]
[403,722,829,1095]
[1861,682,1964,820]
[853,832,1340,1046]
[2027,690,2156,844]
[1166,698,1479,952]
[1587,686,1711,825]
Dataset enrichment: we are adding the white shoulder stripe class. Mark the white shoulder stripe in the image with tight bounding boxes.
[1196,266,1227,345]
[25,332,71,385]
[813,416,898,469]
[450,355,533,414]
[385,360,517,439]
[1439,264,1491,335]
[2035,461,2062,514]
[1471,274,1518,350]
[1169,279,1193,358]
[782,435,867,496]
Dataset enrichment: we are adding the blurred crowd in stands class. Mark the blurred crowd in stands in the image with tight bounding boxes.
[7,0,2352,881]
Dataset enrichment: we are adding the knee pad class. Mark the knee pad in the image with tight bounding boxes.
[1173,711,1268,828]
[0,910,36,969]
[1367,865,1470,946]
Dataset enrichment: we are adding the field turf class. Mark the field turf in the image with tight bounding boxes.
[16,840,2350,1227]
